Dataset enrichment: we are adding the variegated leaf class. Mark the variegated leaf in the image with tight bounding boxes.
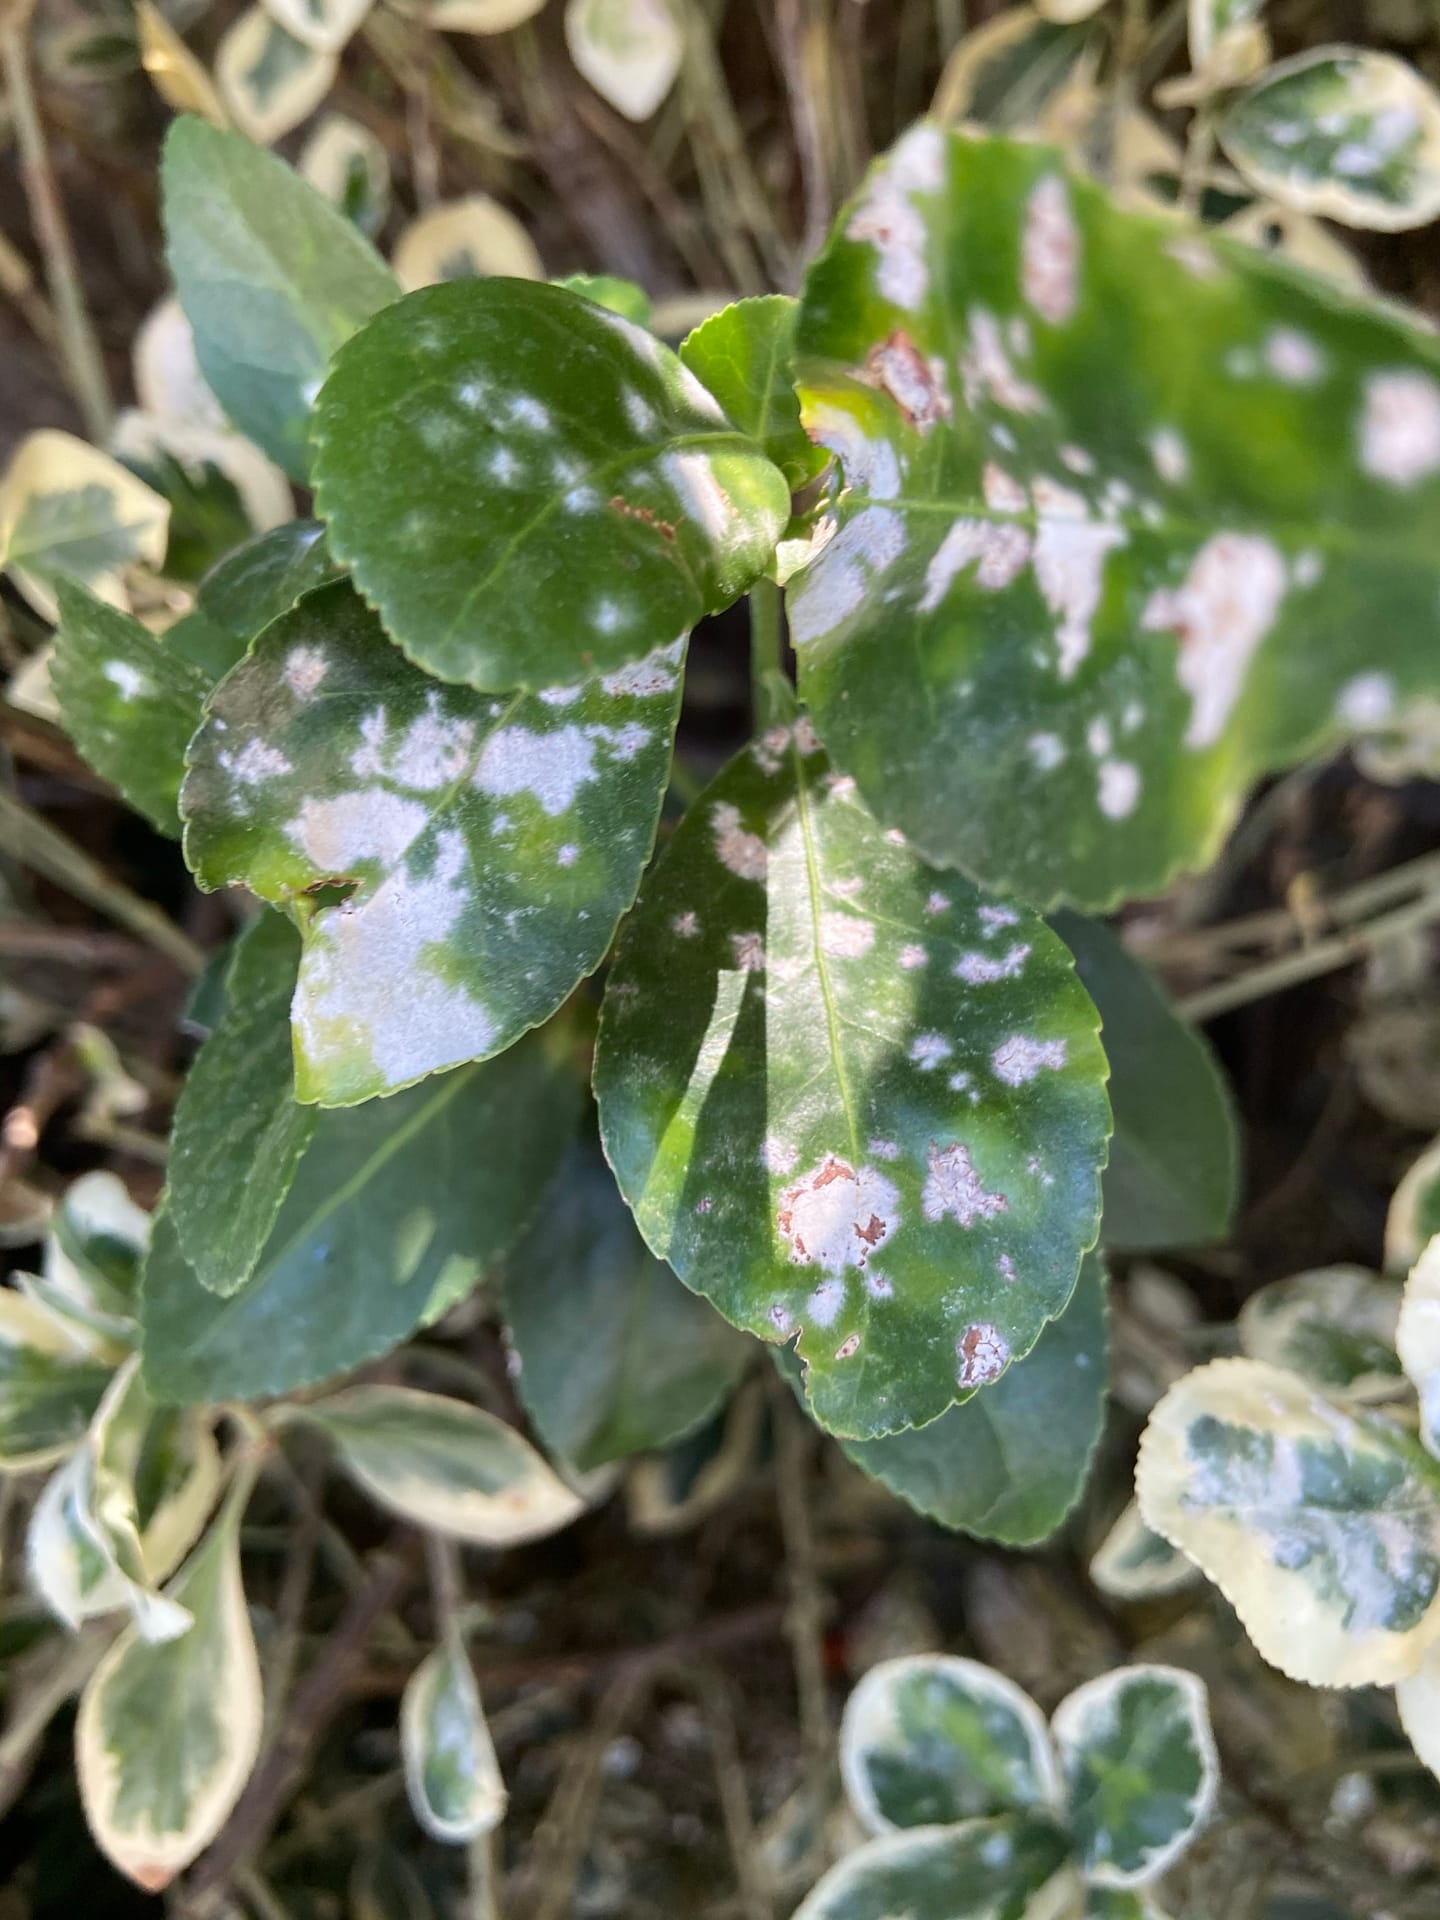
[1387,1135,1440,1272]
[679,297,830,494]
[391,197,543,290]
[1090,1500,1200,1601]
[1137,1356,1440,1686]
[1395,1633,1440,1783]
[311,279,788,692]
[132,297,230,434]
[595,727,1110,1440]
[0,1289,116,1471]
[214,6,337,145]
[840,1654,1061,1836]
[27,1169,148,1345]
[0,431,169,622]
[932,8,1099,135]
[286,1387,585,1545]
[415,0,546,28]
[52,581,212,836]
[789,126,1440,909]
[1397,1235,1440,1459]
[1052,1664,1217,1888]
[135,0,228,125]
[1219,48,1440,233]
[75,1471,262,1891]
[299,112,391,236]
[792,1816,1078,1920]
[624,1379,766,1535]
[1238,1265,1404,1403]
[259,0,374,54]
[182,580,681,1104]
[564,0,683,122]
[163,118,399,482]
[401,1631,506,1842]
[111,410,292,585]
[1189,0,1263,69]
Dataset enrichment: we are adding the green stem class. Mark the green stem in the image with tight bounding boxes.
[749,578,787,729]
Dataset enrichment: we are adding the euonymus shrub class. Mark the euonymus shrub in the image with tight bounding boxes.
[798,1653,1216,1919]
[19,101,1440,1877]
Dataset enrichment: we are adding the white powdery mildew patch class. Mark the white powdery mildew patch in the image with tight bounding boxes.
[789,508,907,645]
[957,1321,1011,1389]
[1166,236,1220,279]
[955,943,1029,984]
[623,388,659,435]
[1149,427,1189,486]
[1142,532,1288,749]
[730,931,765,971]
[220,739,293,786]
[910,1032,952,1069]
[807,1278,846,1328]
[600,635,685,699]
[866,331,952,432]
[868,1138,901,1160]
[1098,758,1142,819]
[778,1155,900,1273]
[762,1136,799,1176]
[992,1034,1068,1085]
[284,646,328,700]
[1031,483,1127,681]
[920,518,1031,612]
[507,394,551,432]
[961,310,1044,415]
[1337,672,1396,727]
[290,788,427,871]
[752,724,792,775]
[354,694,477,791]
[924,891,949,915]
[672,910,700,937]
[711,802,767,881]
[980,904,1020,932]
[662,449,733,544]
[1360,371,1440,488]
[1265,327,1326,385]
[983,463,1028,512]
[103,661,147,699]
[923,1141,1008,1227]
[820,912,874,958]
[844,124,943,311]
[1028,732,1066,772]
[1021,175,1080,326]
[556,843,579,866]
[805,400,902,501]
[474,724,597,816]
[899,943,928,969]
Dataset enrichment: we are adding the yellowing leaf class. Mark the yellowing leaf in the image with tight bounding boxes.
[392,196,544,289]
[1219,198,1368,291]
[1137,1357,1440,1686]
[135,0,227,126]
[1035,0,1107,21]
[564,0,683,122]
[215,6,337,146]
[0,430,169,622]
[289,1387,586,1545]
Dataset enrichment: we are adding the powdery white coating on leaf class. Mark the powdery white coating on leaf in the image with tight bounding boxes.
[900,943,928,969]
[992,1035,1068,1085]
[672,911,700,937]
[983,463,1028,512]
[104,661,147,698]
[788,507,907,644]
[284,647,329,699]
[923,1141,1008,1228]
[1166,236,1221,279]
[473,724,598,816]
[290,789,428,871]
[1360,371,1440,487]
[919,518,1032,612]
[1149,427,1190,485]
[1338,672,1397,727]
[763,1136,799,1175]
[807,1277,846,1328]
[711,801,767,881]
[220,739,294,787]
[869,1138,901,1160]
[820,911,875,958]
[961,309,1044,415]
[1142,533,1288,748]
[599,635,685,698]
[955,943,1030,983]
[1022,175,1080,326]
[1028,732,1066,771]
[354,695,477,791]
[866,331,952,433]
[804,400,902,501]
[910,1032,953,1069]
[1098,759,1142,818]
[777,1156,900,1274]
[1033,509,1127,682]
[731,931,765,971]
[957,1320,1011,1388]
[845,124,944,311]
[1265,327,1326,384]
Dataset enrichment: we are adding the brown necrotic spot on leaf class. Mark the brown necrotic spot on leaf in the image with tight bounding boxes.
[778,1156,900,1273]
[922,1141,1008,1228]
[957,1320,1010,1388]
[865,330,952,433]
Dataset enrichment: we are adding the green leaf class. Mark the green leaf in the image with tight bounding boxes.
[1052,1664,1217,1888]
[1137,1356,1440,1686]
[1219,49,1440,233]
[1397,1235,1440,1458]
[162,117,399,482]
[933,9,1099,132]
[501,1136,750,1471]
[1387,1135,1440,1272]
[311,278,790,691]
[401,1632,506,1843]
[75,1470,262,1893]
[182,580,681,1105]
[680,297,830,493]
[168,913,316,1296]
[557,272,653,328]
[839,1250,1108,1545]
[51,580,211,836]
[595,725,1110,1440]
[112,414,291,586]
[167,518,340,684]
[1090,1500,1200,1602]
[0,1289,115,1470]
[25,1170,148,1346]
[792,1816,1078,1920]
[789,126,1440,909]
[1085,1883,1173,1918]
[141,1026,581,1404]
[839,1655,1061,1835]
[1053,911,1238,1249]
[1238,1266,1404,1402]
[287,1386,584,1545]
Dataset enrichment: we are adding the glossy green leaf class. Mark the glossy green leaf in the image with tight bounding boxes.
[792,1816,1077,1920]
[1397,1235,1440,1458]
[840,1655,1061,1836]
[167,519,340,684]
[51,581,211,836]
[501,1137,750,1470]
[680,297,830,493]
[75,1471,262,1892]
[1219,49,1440,233]
[595,725,1110,1440]
[401,1632,506,1843]
[162,117,398,482]
[1387,1135,1440,1272]
[0,1289,115,1470]
[167,913,316,1296]
[1090,1501,1200,1601]
[558,272,653,328]
[311,278,789,691]
[1052,1664,1217,1888]
[1237,1266,1404,1402]
[141,1027,581,1404]
[789,126,1440,909]
[1054,912,1238,1249]
[288,1387,584,1545]
[840,1250,1108,1544]
[1137,1356,1440,1686]
[183,580,680,1104]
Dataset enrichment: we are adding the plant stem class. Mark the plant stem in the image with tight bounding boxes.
[749,578,787,729]
[1,14,113,444]
[768,1376,832,1875]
